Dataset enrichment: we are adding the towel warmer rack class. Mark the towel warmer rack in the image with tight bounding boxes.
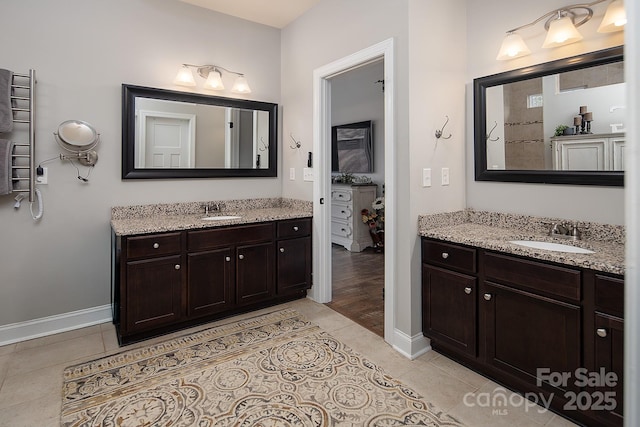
[9,69,36,202]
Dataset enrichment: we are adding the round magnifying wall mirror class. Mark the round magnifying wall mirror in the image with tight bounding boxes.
[55,120,100,166]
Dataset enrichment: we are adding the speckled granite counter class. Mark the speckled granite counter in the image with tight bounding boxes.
[111,198,312,236]
[418,209,624,275]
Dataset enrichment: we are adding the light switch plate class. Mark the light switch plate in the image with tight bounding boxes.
[303,167,314,181]
[422,168,431,187]
[441,167,450,186]
[289,167,295,180]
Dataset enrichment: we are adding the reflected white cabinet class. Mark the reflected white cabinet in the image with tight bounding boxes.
[551,133,624,171]
[331,183,377,252]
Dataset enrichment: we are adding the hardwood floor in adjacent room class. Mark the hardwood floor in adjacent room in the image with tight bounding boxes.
[327,244,385,337]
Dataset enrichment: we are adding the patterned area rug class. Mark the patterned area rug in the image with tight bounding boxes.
[61,309,464,426]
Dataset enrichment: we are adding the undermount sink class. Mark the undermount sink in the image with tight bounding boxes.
[201,215,242,221]
[509,240,595,254]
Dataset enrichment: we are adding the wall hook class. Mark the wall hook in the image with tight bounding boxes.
[435,116,452,140]
[259,136,269,151]
[486,121,500,142]
[289,133,301,150]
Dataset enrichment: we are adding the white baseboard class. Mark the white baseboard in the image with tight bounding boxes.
[0,304,112,346]
[392,327,432,360]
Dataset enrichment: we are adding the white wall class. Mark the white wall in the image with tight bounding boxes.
[0,0,281,326]
[465,0,625,225]
[330,60,385,195]
[281,0,467,339]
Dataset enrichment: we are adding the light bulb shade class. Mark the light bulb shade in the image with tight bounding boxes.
[173,66,196,87]
[203,70,224,90]
[231,76,252,94]
[543,15,583,48]
[598,0,627,33]
[496,33,532,60]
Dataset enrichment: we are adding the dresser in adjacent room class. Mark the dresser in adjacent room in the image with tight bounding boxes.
[330,183,377,252]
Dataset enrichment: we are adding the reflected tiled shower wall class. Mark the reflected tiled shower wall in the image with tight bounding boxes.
[503,78,544,170]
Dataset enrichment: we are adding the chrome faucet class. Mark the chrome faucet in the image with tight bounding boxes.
[201,202,225,216]
[548,222,582,240]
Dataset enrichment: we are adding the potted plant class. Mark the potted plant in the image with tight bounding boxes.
[554,125,569,136]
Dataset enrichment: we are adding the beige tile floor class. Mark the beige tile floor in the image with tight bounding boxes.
[0,298,579,427]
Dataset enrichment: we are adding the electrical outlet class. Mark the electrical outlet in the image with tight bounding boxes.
[441,167,450,186]
[303,167,314,182]
[422,168,431,187]
[289,167,296,180]
[36,167,48,185]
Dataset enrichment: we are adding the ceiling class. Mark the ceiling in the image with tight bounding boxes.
[179,0,322,29]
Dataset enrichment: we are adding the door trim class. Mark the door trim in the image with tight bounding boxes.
[310,38,396,345]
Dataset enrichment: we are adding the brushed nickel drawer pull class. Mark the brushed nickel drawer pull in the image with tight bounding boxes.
[441,252,449,259]
[293,226,299,231]
[174,264,180,270]
[280,248,285,253]
[238,254,245,260]
[464,287,472,294]
[153,243,159,249]
[596,328,608,338]
[484,293,492,301]
[225,256,231,262]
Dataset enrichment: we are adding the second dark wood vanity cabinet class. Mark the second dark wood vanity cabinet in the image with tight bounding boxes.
[276,218,312,297]
[422,237,625,427]
[421,239,477,357]
[113,218,312,345]
[123,232,184,334]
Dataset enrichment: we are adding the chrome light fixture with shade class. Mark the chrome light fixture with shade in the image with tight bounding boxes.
[496,0,626,60]
[173,63,252,94]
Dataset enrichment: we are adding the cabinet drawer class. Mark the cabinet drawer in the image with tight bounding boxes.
[594,274,624,317]
[331,221,352,237]
[331,205,353,219]
[277,218,312,238]
[484,252,581,302]
[125,232,182,259]
[422,239,476,274]
[331,189,352,202]
[188,223,274,251]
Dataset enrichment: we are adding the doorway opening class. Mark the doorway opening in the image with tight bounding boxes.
[325,59,385,337]
[310,38,396,345]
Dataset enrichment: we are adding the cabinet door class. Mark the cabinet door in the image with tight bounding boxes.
[236,242,274,306]
[187,248,234,318]
[422,265,477,357]
[277,237,311,296]
[594,312,624,422]
[125,255,182,333]
[481,281,581,393]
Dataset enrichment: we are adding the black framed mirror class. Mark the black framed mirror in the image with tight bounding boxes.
[122,84,277,179]
[474,46,624,186]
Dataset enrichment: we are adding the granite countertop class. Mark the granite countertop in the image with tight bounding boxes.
[418,210,625,276]
[111,198,312,236]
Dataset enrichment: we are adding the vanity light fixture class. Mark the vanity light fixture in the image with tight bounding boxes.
[173,64,252,94]
[496,0,626,60]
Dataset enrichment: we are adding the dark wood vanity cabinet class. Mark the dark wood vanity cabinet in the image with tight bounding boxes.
[276,219,312,297]
[188,224,275,310]
[113,218,312,344]
[122,233,184,334]
[586,272,624,425]
[421,240,477,357]
[421,237,625,427]
[481,252,582,396]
